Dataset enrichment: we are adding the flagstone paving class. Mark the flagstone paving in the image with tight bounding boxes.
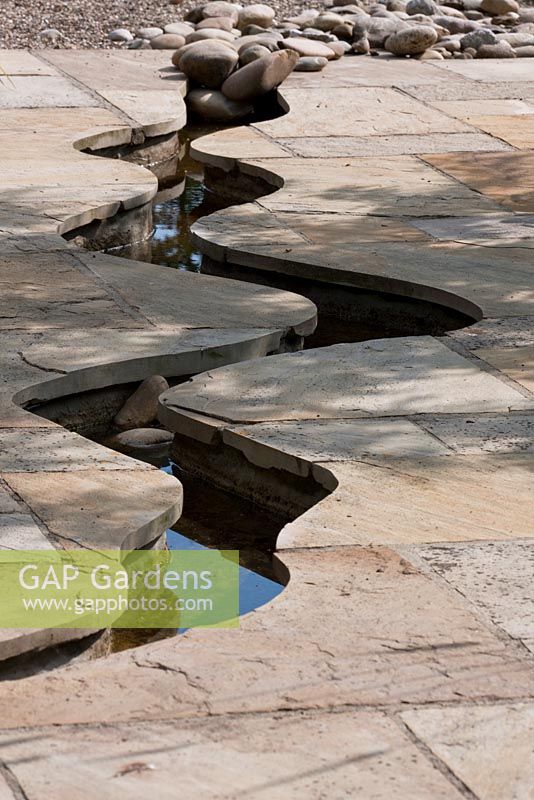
[0,49,316,671]
[0,51,533,800]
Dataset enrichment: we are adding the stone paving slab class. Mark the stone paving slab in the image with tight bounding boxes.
[476,345,534,394]
[161,337,533,424]
[225,418,449,464]
[0,513,52,550]
[2,546,533,728]
[0,76,96,108]
[249,156,502,217]
[414,412,534,453]
[195,226,534,318]
[277,455,534,548]
[409,213,534,247]
[422,150,534,213]
[432,58,534,83]
[277,132,512,158]
[401,80,534,102]
[432,98,534,119]
[0,713,464,800]
[2,468,181,550]
[415,541,534,645]
[0,429,153,473]
[459,115,534,149]
[254,87,473,139]
[402,703,534,800]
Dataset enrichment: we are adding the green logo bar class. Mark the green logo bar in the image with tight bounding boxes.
[0,549,239,629]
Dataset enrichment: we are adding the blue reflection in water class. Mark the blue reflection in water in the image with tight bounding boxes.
[166,528,284,619]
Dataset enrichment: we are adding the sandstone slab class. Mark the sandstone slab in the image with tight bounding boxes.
[402,704,534,800]
[254,87,472,138]
[161,337,532,424]
[476,345,534,393]
[416,541,534,643]
[2,547,534,726]
[422,151,534,212]
[3,469,182,550]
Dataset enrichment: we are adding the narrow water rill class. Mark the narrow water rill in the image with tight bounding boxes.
[20,111,485,668]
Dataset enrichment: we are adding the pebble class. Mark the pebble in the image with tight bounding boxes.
[164,22,196,36]
[313,12,345,30]
[38,27,61,43]
[352,36,371,52]
[385,24,438,53]
[150,33,186,49]
[479,0,519,15]
[240,43,273,64]
[114,376,169,431]
[515,44,534,56]
[238,3,276,30]
[476,40,516,55]
[325,40,350,57]
[128,38,152,49]
[136,26,163,39]
[294,55,329,70]
[406,0,438,15]
[281,36,337,57]
[186,28,237,43]
[202,1,240,24]
[460,28,497,48]
[108,28,133,42]
[104,428,174,462]
[197,17,234,32]
[222,49,299,101]
[179,40,239,87]
[186,87,253,120]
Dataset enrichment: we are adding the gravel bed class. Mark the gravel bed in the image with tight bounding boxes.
[1,0,323,49]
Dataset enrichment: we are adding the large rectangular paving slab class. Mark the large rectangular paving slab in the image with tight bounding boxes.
[251,156,501,216]
[422,151,534,213]
[277,455,534,548]
[254,88,472,139]
[224,418,450,470]
[0,50,59,75]
[415,541,534,644]
[476,346,534,394]
[432,58,534,83]
[401,81,534,102]
[0,513,52,549]
[402,703,534,800]
[0,713,464,800]
[460,115,534,149]
[43,49,186,94]
[0,252,140,331]
[0,429,152,473]
[278,133,511,158]
[0,76,96,108]
[162,338,533,423]
[410,214,534,247]
[414,413,534,453]
[284,56,470,88]
[430,98,534,119]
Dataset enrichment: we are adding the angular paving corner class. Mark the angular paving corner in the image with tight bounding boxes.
[0,44,533,800]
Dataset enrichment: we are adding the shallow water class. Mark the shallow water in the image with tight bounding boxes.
[166,529,284,621]
[161,463,285,624]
